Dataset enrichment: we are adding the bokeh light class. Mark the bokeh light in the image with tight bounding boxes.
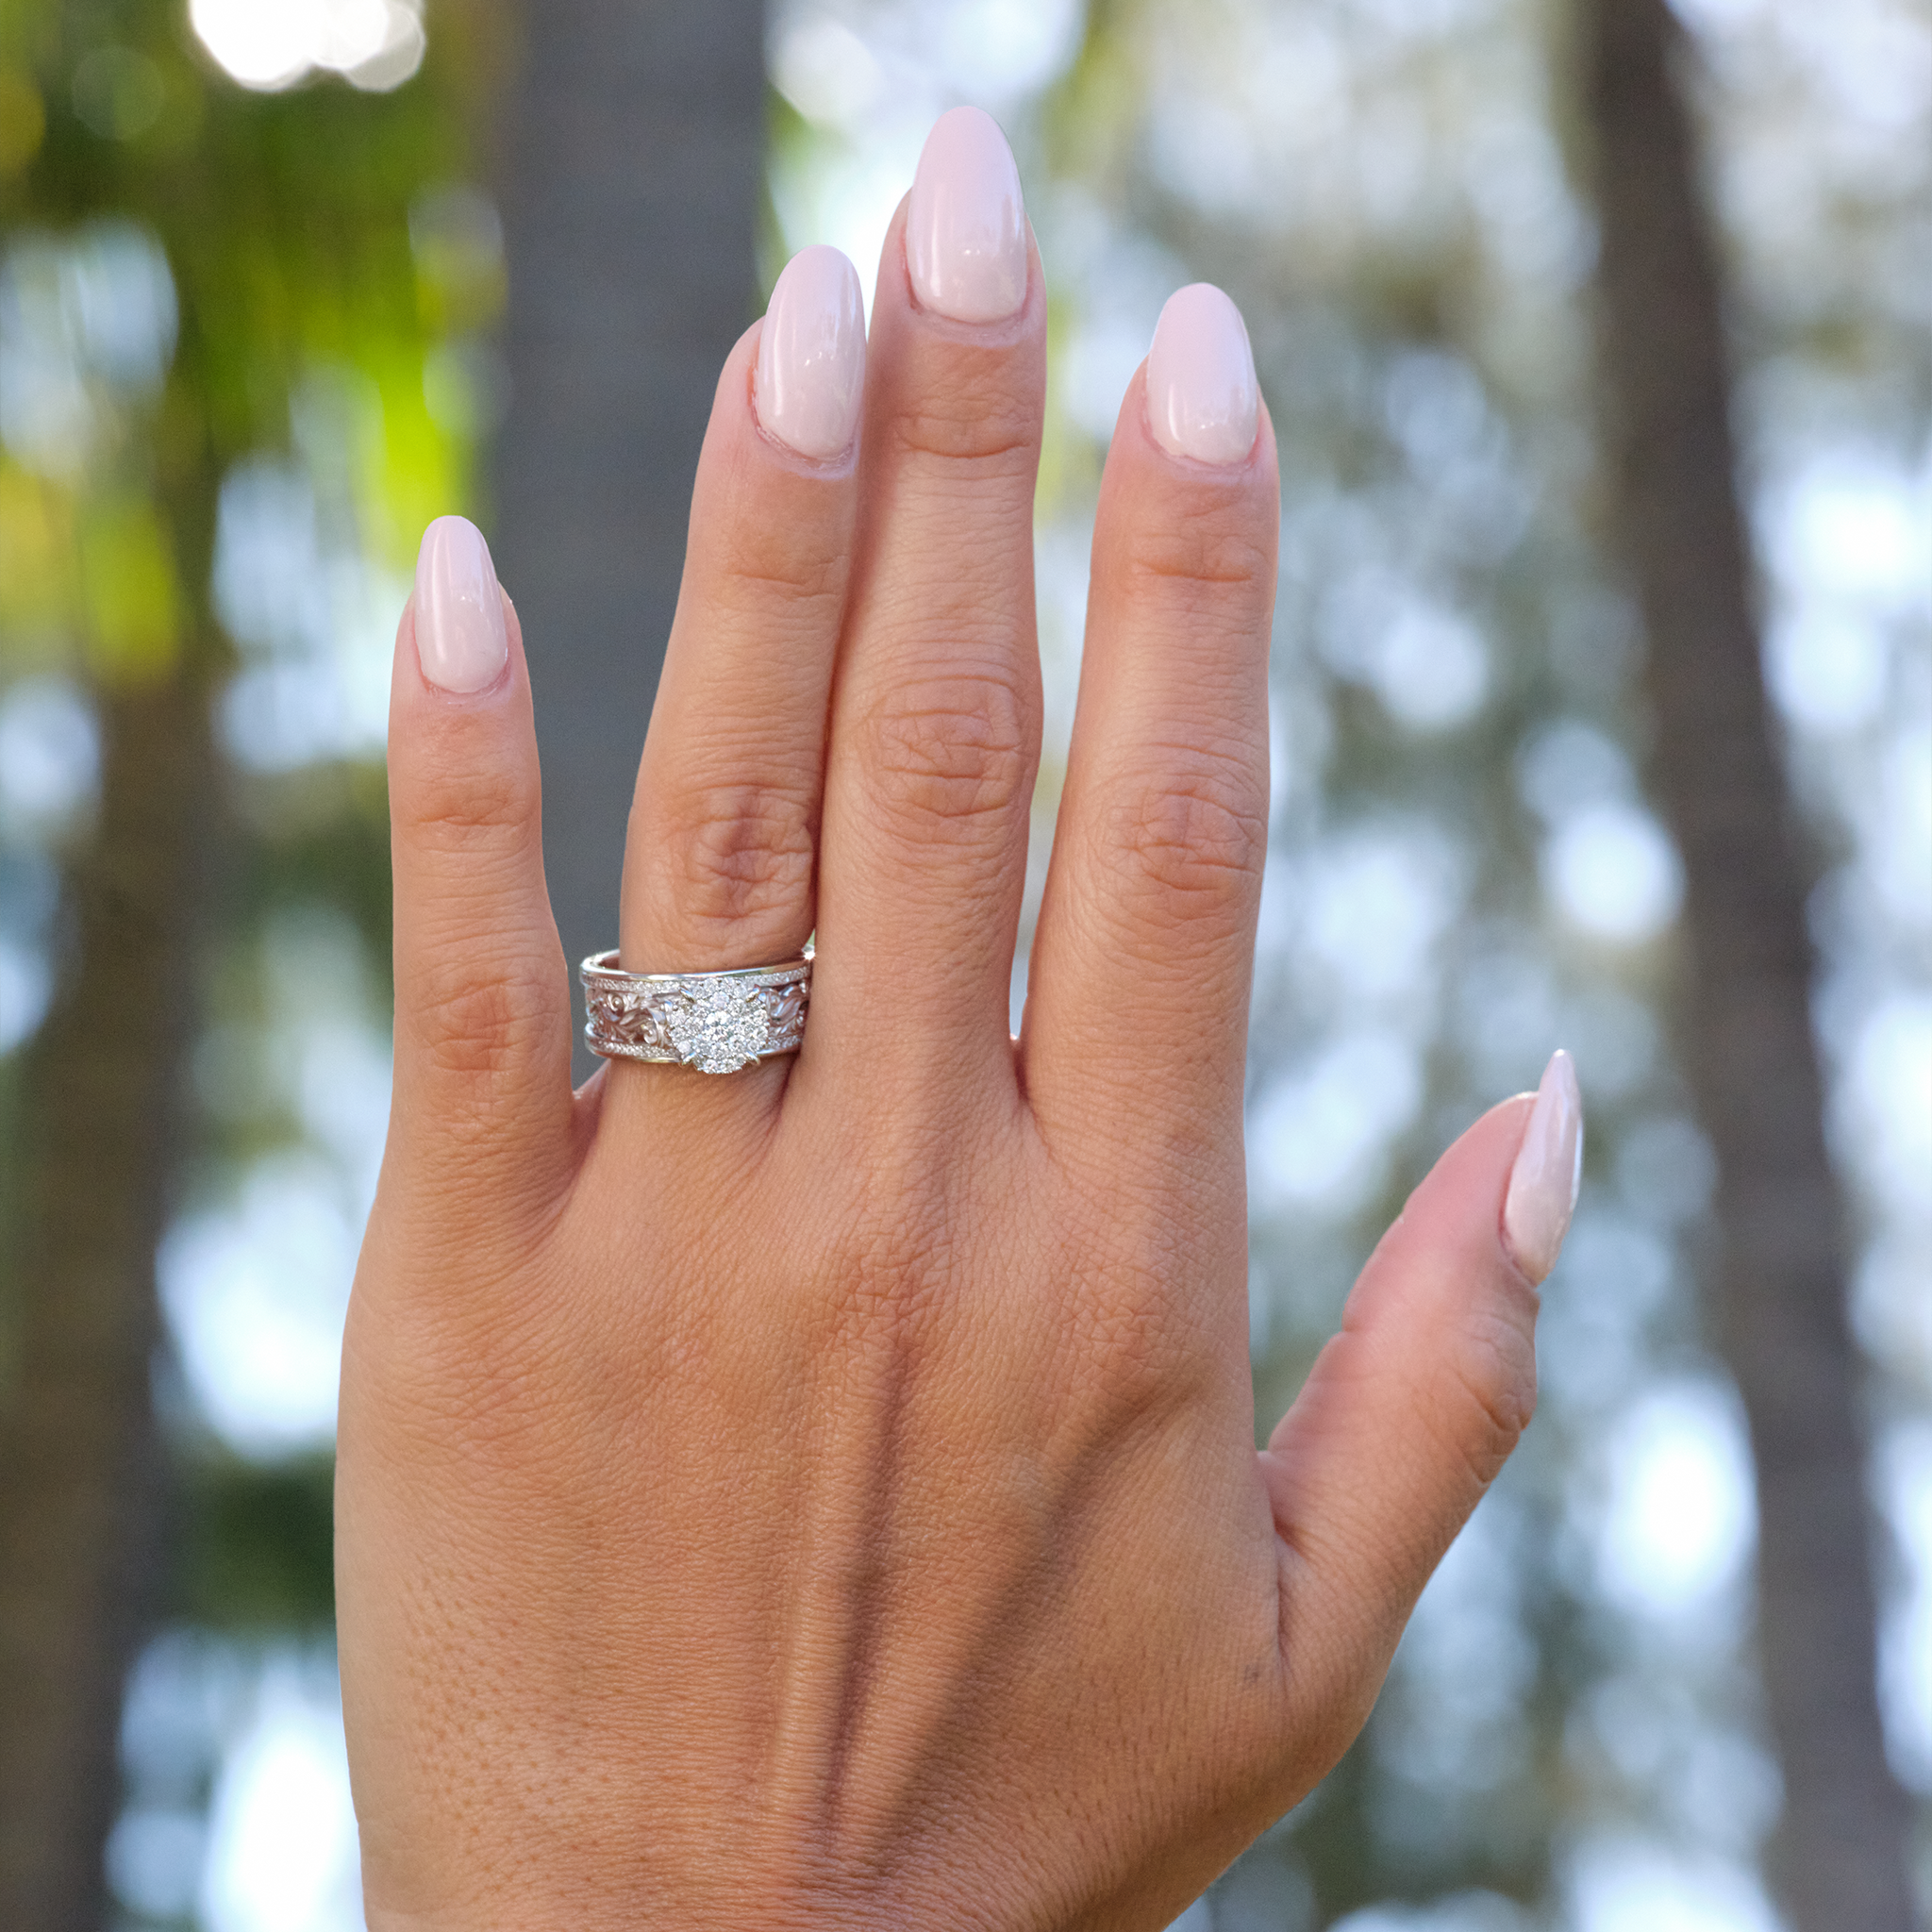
[1,0,1925,1923]
[188,0,425,94]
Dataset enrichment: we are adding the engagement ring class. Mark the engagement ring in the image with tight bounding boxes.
[581,951,812,1074]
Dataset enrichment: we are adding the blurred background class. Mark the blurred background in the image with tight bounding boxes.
[0,0,1925,1927]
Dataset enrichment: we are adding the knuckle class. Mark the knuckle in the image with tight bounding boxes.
[890,373,1039,473]
[851,1212,957,1329]
[1126,498,1273,595]
[716,522,847,611]
[1096,748,1267,911]
[791,1187,955,1346]
[1438,1307,1539,1490]
[1054,1292,1202,1473]
[1078,1273,1193,1416]
[792,1115,1000,1335]
[400,757,541,861]
[865,671,1032,841]
[407,947,556,1093]
[359,1256,551,1411]
[647,781,817,931]
[1054,1198,1205,1435]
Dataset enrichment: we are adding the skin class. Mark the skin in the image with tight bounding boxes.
[337,204,1543,1930]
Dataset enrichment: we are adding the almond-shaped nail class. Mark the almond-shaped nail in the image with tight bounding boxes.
[754,244,865,460]
[1146,283,1259,466]
[413,515,508,694]
[907,106,1027,324]
[1503,1049,1584,1286]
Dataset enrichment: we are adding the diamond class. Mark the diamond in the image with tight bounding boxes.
[665,983,770,1074]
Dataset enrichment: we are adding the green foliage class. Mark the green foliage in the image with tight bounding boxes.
[0,6,492,1896]
[77,491,181,678]
[168,1453,337,1629]
[0,0,496,696]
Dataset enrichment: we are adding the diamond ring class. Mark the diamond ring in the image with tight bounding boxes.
[580,950,811,1074]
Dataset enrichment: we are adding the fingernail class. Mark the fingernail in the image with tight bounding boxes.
[907,106,1027,325]
[754,244,866,460]
[1503,1049,1584,1286]
[413,515,508,694]
[1145,283,1259,466]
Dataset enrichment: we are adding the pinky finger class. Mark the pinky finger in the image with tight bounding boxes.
[385,516,575,1220]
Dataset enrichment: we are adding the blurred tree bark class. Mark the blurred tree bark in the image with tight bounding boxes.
[1575,1,1920,1923]
[0,661,213,1929]
[0,9,488,1921]
[488,0,769,1071]
[0,0,765,1913]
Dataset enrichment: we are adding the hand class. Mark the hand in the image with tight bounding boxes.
[337,108,1581,1932]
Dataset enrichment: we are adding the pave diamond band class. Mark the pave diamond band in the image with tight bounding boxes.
[581,950,811,1074]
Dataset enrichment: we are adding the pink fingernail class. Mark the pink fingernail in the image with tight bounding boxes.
[907,107,1027,325]
[754,244,866,460]
[413,515,508,694]
[1503,1049,1584,1286]
[1145,283,1259,466]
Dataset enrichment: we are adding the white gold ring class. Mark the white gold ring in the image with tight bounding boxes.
[581,950,811,1074]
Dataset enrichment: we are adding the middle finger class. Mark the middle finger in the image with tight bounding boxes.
[811,108,1046,1103]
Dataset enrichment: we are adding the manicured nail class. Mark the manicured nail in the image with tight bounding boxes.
[907,106,1027,325]
[1503,1049,1584,1286]
[754,244,866,460]
[413,515,508,694]
[1145,283,1259,466]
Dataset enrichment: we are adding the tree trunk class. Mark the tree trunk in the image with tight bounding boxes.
[1574,2,1919,1923]
[0,664,212,1931]
[488,0,769,1074]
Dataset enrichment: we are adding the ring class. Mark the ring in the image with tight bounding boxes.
[581,949,811,1074]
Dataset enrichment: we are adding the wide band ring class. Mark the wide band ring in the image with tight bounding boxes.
[581,949,811,1074]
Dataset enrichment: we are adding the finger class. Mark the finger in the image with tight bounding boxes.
[387,516,574,1210]
[1024,286,1277,1160]
[621,245,865,989]
[1260,1055,1583,1670]
[811,108,1045,1094]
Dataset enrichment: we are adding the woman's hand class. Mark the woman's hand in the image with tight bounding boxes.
[337,108,1581,1932]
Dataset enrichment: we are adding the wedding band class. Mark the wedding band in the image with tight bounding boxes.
[581,949,811,1074]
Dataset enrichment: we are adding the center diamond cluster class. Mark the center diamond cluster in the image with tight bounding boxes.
[666,984,770,1074]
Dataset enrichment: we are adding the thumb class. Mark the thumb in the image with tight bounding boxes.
[1260,1052,1582,1654]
